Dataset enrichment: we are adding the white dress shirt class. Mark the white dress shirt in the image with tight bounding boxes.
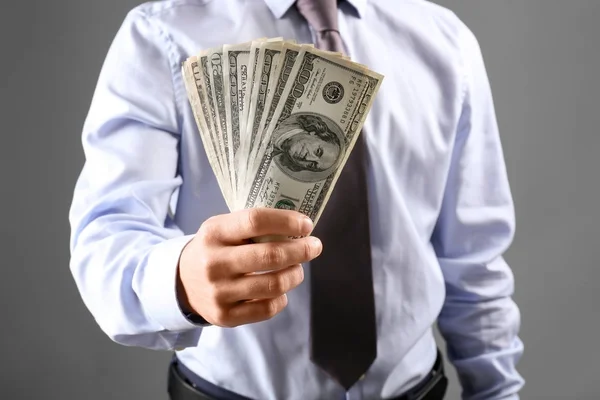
[68,0,525,399]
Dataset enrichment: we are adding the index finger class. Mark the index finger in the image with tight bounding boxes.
[208,208,314,244]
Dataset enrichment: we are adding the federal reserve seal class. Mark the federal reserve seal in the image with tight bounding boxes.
[322,81,344,104]
[274,199,296,210]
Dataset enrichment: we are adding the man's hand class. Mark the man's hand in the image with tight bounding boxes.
[177,208,322,327]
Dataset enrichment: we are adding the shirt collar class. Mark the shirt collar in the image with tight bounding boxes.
[263,0,367,19]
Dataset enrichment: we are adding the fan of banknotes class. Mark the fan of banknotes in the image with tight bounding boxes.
[182,37,383,226]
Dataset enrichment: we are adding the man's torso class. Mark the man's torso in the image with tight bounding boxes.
[134,1,468,398]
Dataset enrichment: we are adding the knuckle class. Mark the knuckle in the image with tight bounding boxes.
[197,255,218,280]
[268,273,287,295]
[201,258,228,286]
[205,267,221,283]
[202,285,220,306]
[246,208,263,233]
[279,294,289,309]
[264,297,284,318]
[202,282,216,300]
[292,215,304,234]
[263,245,284,267]
[198,217,219,242]
[291,264,304,285]
[302,240,314,260]
[213,307,232,327]
[209,283,227,304]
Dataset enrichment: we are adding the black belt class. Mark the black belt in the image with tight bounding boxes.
[168,350,447,400]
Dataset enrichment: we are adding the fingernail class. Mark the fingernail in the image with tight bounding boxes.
[310,236,322,254]
[302,216,314,234]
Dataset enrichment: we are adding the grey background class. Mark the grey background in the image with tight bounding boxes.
[1,0,598,399]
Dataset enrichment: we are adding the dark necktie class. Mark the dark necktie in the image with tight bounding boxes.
[295,0,377,390]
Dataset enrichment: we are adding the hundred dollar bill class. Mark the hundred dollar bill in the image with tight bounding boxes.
[207,47,235,197]
[234,39,265,191]
[242,41,285,182]
[241,38,283,122]
[223,41,253,194]
[239,40,262,131]
[241,47,384,224]
[182,58,232,209]
[198,51,228,193]
[244,39,298,161]
[238,38,283,171]
[243,42,303,194]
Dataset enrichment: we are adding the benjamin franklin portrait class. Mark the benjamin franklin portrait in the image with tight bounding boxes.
[271,113,345,182]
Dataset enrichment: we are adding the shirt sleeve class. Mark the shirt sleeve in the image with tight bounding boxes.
[431,25,525,400]
[68,9,203,351]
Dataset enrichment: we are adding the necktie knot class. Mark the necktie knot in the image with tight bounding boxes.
[296,0,344,53]
[296,0,340,33]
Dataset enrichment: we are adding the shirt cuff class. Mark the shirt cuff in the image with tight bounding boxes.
[139,234,204,332]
